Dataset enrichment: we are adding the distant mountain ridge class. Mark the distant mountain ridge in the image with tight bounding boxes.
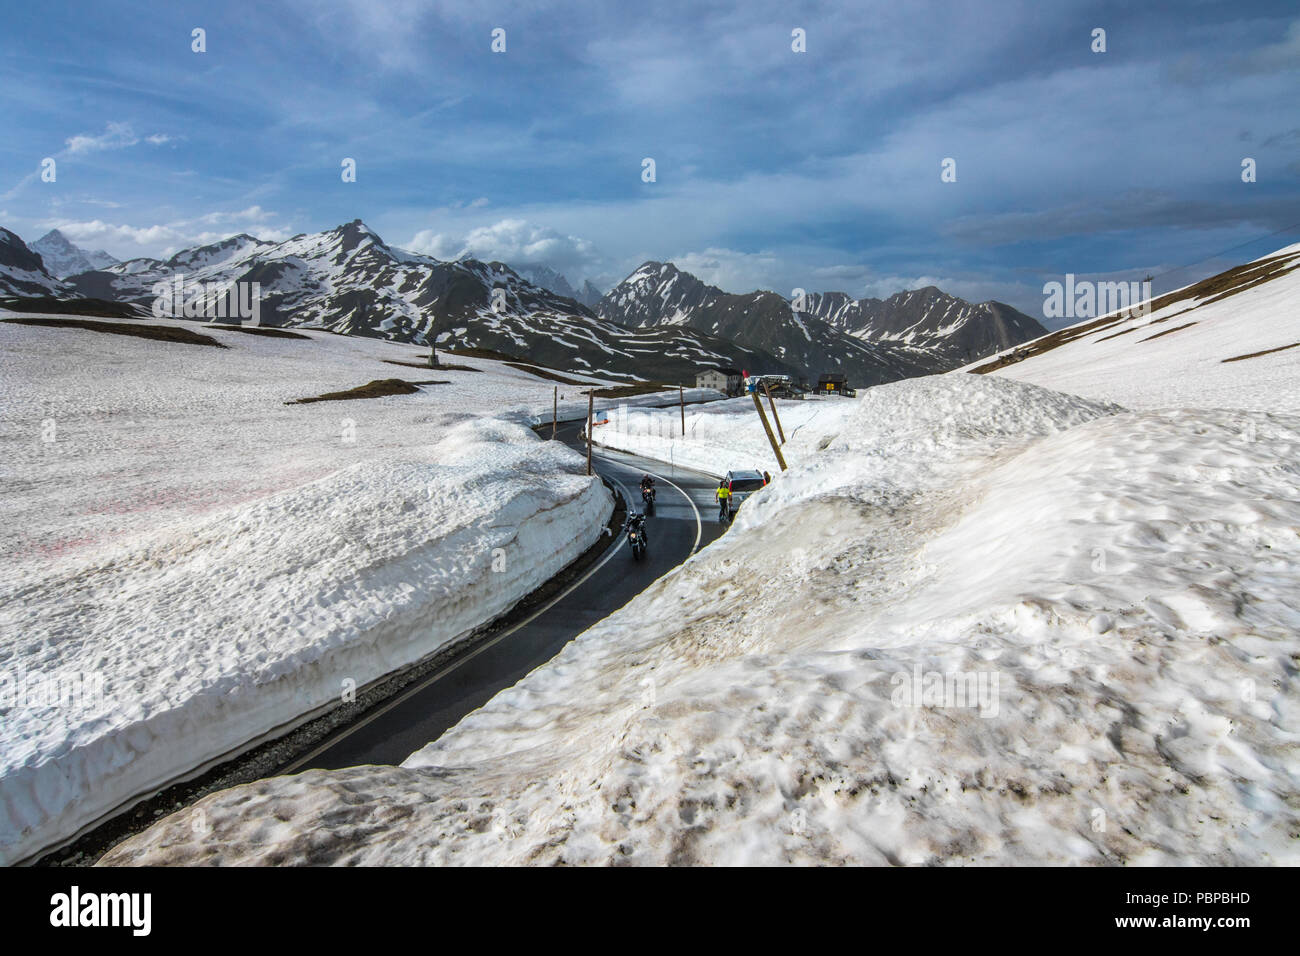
[801,286,1046,366]
[596,260,1046,384]
[34,220,797,382]
[518,265,603,309]
[30,230,118,279]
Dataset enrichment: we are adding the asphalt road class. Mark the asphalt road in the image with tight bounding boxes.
[286,419,727,770]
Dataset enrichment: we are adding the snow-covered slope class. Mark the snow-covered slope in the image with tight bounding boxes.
[0,314,628,863]
[972,242,1300,412]
[0,228,66,297]
[593,395,834,478]
[30,229,118,278]
[100,373,1300,865]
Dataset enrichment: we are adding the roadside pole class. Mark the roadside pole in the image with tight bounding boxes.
[552,386,558,440]
[752,391,787,471]
[679,385,685,437]
[762,382,786,444]
[586,391,594,476]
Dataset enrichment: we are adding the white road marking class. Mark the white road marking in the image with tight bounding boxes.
[640,468,701,554]
[282,488,631,774]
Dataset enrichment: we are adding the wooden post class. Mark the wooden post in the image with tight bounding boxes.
[552,386,557,440]
[752,392,787,471]
[586,391,594,476]
[762,382,785,444]
[679,385,685,437]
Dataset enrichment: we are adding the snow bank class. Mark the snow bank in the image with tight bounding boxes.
[517,387,724,433]
[592,394,854,478]
[0,320,614,863]
[102,374,1300,865]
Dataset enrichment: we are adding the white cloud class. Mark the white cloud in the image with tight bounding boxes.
[406,218,599,273]
[145,134,174,146]
[668,247,786,294]
[44,209,293,260]
[1238,19,1300,74]
[65,122,139,154]
[198,206,275,225]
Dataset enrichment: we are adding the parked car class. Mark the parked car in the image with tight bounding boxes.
[722,469,768,514]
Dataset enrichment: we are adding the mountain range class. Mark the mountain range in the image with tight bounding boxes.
[30,229,119,278]
[0,221,1046,386]
[518,265,603,310]
[599,261,955,386]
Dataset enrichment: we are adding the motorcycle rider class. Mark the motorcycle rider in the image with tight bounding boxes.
[639,474,655,496]
[627,512,648,548]
[715,479,732,521]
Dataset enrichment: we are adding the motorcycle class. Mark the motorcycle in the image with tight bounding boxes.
[640,484,656,516]
[627,514,648,560]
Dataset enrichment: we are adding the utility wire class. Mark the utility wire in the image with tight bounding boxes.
[1148,219,1300,283]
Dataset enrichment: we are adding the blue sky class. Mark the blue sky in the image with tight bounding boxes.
[1,0,1297,321]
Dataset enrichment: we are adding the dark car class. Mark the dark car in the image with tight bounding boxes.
[722,470,768,512]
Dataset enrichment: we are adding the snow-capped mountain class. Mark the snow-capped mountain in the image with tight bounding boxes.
[518,266,603,310]
[599,261,1047,381]
[61,221,798,382]
[802,286,1046,366]
[68,219,586,334]
[599,261,718,328]
[0,228,66,297]
[518,265,580,301]
[29,229,118,279]
[598,261,952,386]
[577,279,603,310]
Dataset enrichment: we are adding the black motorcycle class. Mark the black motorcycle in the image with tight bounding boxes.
[627,514,648,560]
[640,484,656,516]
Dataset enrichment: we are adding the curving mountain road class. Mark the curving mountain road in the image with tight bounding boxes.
[282,419,726,771]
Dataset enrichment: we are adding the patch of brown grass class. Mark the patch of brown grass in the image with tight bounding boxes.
[1221,341,1300,363]
[285,378,446,404]
[504,362,588,385]
[446,347,573,374]
[1,316,227,347]
[1139,321,1198,343]
[0,296,147,319]
[382,359,481,372]
[587,382,678,398]
[208,324,311,339]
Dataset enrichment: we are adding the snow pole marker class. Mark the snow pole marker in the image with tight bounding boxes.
[763,381,786,444]
[752,391,787,471]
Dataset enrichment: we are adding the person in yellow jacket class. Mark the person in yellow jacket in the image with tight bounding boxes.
[715,479,732,522]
